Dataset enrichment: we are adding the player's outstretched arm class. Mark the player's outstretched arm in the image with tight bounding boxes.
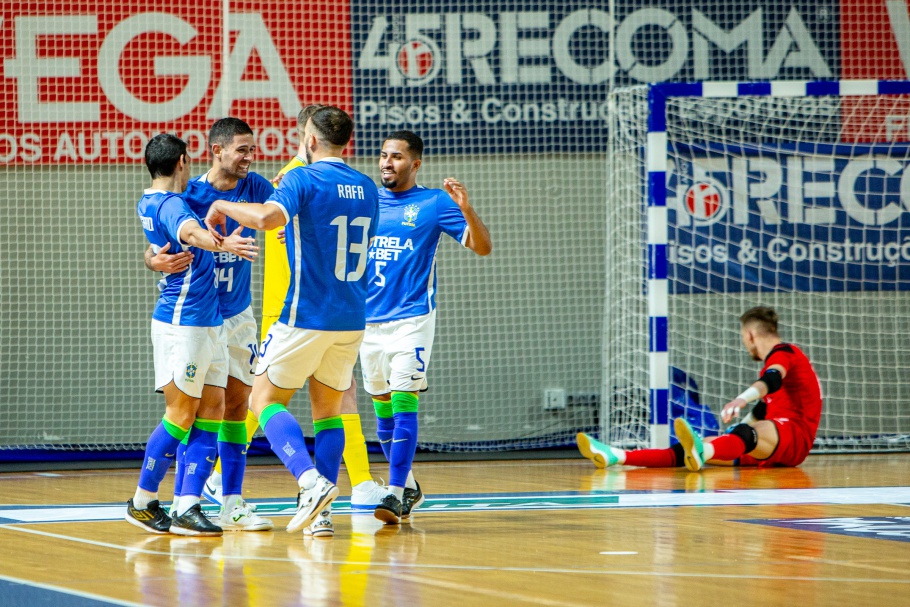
[443,177,492,256]
[179,222,258,262]
[144,242,194,273]
[205,200,285,238]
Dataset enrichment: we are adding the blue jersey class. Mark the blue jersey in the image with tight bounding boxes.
[366,185,468,323]
[137,189,222,327]
[267,158,379,331]
[185,172,273,319]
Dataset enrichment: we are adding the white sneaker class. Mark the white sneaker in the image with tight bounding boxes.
[217,505,274,532]
[303,508,334,538]
[287,475,338,534]
[202,476,223,506]
[350,480,388,510]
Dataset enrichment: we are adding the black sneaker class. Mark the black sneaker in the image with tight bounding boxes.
[170,504,223,537]
[125,499,172,534]
[374,493,402,525]
[401,481,425,521]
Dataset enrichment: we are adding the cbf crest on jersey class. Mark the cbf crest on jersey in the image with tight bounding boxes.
[402,204,420,227]
[185,362,198,382]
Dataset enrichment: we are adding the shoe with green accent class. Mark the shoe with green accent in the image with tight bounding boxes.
[674,418,705,472]
[576,433,619,468]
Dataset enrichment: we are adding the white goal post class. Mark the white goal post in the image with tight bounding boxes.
[604,80,910,452]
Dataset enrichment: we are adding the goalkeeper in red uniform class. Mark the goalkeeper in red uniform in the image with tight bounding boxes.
[578,307,823,471]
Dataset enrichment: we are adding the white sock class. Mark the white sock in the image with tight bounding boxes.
[405,471,417,490]
[298,468,319,490]
[390,485,405,500]
[223,494,242,511]
[612,447,627,465]
[177,495,199,516]
[133,488,156,510]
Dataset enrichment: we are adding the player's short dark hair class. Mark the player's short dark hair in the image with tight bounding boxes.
[309,106,354,147]
[383,130,424,159]
[144,133,187,179]
[740,306,779,335]
[208,117,253,154]
[297,104,326,128]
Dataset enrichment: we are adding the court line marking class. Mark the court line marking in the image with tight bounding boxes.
[1,524,908,585]
[0,573,147,607]
[2,486,909,523]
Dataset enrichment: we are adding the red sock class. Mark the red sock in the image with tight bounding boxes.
[707,434,748,461]
[624,447,679,468]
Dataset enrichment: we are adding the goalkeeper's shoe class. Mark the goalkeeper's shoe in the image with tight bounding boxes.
[576,432,620,468]
[125,499,172,534]
[674,418,706,472]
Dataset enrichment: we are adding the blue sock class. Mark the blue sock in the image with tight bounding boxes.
[218,420,247,497]
[259,403,315,480]
[389,412,418,489]
[180,420,220,498]
[138,421,183,493]
[172,440,188,497]
[314,417,345,484]
[219,441,246,497]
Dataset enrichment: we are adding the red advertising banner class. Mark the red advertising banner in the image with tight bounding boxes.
[841,0,910,142]
[0,0,352,164]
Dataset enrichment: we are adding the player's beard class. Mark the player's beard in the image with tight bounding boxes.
[381,175,398,188]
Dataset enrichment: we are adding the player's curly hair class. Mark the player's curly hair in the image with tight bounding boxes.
[739,306,779,335]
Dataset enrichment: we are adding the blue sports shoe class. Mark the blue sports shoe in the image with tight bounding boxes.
[576,433,620,468]
[674,418,705,472]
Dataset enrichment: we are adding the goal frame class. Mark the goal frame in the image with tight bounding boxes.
[626,79,910,449]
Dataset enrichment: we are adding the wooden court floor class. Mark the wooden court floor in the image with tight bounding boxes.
[0,453,908,606]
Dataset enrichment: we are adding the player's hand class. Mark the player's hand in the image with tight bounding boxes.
[721,398,748,423]
[204,203,228,243]
[149,242,193,273]
[443,177,470,208]
[277,227,286,245]
[271,172,285,187]
[219,225,259,262]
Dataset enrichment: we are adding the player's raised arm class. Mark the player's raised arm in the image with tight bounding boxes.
[144,242,194,273]
[442,178,492,256]
[179,221,259,263]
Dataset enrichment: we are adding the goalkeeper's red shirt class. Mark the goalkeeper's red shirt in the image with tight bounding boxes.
[761,343,823,452]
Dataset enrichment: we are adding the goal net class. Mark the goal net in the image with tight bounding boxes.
[605,81,910,452]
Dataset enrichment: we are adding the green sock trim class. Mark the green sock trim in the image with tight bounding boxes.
[259,403,288,430]
[193,418,222,433]
[218,420,247,444]
[391,391,419,414]
[373,399,393,419]
[314,416,344,434]
[161,416,189,441]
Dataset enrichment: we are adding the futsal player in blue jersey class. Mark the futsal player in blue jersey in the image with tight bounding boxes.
[364,131,492,524]
[128,133,258,536]
[204,106,379,535]
[147,118,274,532]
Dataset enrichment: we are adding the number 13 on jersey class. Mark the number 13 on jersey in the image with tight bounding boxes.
[330,215,372,282]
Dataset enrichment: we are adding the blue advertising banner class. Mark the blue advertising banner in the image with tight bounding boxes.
[667,142,910,293]
[349,0,838,155]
